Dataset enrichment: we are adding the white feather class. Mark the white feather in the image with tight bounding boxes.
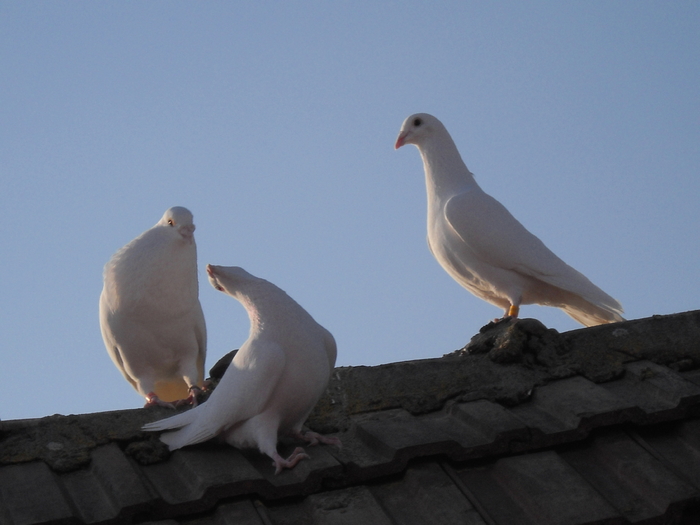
[99,206,207,403]
[142,265,337,473]
[395,113,624,326]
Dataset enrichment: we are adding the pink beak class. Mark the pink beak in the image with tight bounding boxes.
[394,134,406,150]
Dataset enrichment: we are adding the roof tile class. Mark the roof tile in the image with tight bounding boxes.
[181,500,264,525]
[634,419,700,490]
[0,461,75,525]
[59,442,154,524]
[264,486,395,525]
[368,462,488,525]
[350,408,457,458]
[455,450,623,525]
[561,429,697,524]
[140,445,263,510]
[599,361,700,418]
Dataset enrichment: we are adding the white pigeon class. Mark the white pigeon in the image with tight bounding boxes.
[142,264,339,474]
[395,113,624,327]
[99,206,207,406]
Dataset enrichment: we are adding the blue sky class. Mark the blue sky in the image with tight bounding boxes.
[1,2,698,421]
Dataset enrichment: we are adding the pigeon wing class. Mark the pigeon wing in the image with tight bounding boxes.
[98,289,139,390]
[193,303,207,385]
[443,190,622,310]
[143,341,286,449]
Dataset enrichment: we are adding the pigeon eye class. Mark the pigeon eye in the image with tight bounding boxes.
[168,219,175,226]
[414,118,422,127]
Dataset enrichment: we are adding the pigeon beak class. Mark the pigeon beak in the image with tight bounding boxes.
[206,265,225,292]
[395,131,409,149]
[179,224,196,239]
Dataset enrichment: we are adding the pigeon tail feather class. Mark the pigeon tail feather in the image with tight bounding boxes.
[158,420,221,451]
[562,303,626,327]
[142,408,199,432]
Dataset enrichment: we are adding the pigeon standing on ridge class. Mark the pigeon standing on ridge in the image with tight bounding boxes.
[395,113,624,326]
[99,206,207,407]
[142,264,339,474]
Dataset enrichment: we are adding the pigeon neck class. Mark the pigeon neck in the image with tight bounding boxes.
[420,136,477,200]
[237,294,267,334]
[246,304,266,333]
[235,285,285,334]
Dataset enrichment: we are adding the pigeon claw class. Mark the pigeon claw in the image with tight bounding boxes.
[293,430,342,449]
[272,447,309,475]
[174,385,204,407]
[144,393,176,409]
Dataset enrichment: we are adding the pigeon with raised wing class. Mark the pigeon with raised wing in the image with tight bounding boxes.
[142,264,339,474]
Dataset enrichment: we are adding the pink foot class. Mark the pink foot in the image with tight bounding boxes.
[144,392,175,409]
[292,430,342,449]
[271,447,309,475]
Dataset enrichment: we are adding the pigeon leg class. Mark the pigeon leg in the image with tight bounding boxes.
[174,385,203,407]
[508,305,520,317]
[271,447,309,475]
[144,392,176,409]
[292,429,342,448]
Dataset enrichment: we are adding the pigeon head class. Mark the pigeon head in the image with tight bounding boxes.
[207,264,226,292]
[394,113,445,149]
[159,206,196,241]
[207,264,253,294]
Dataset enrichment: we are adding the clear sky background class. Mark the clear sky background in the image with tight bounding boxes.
[1,2,698,421]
